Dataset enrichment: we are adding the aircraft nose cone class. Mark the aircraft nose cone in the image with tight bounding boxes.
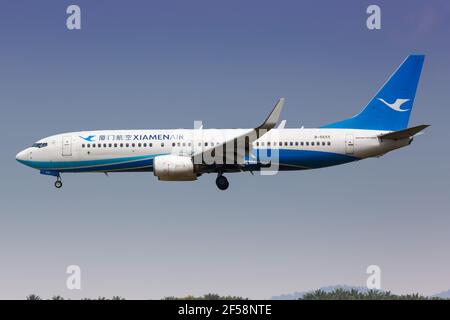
[16,150,28,163]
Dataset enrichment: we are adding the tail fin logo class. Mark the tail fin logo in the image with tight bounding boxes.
[377,98,410,112]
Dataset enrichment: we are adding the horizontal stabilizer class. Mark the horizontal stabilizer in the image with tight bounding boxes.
[378,124,429,140]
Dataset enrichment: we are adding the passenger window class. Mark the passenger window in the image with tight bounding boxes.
[311,142,315,146]
[261,142,265,146]
[149,143,152,147]
[92,144,96,148]
[306,142,309,146]
[327,141,331,146]
[143,143,147,147]
[256,142,259,146]
[205,142,208,147]
[301,142,304,146]
[87,144,90,148]
[284,142,288,146]
[182,143,186,147]
[161,142,164,147]
[103,143,107,147]
[172,142,175,147]
[126,143,129,147]
[188,142,191,147]
[290,142,293,146]
[267,142,271,146]
[177,142,181,147]
[322,142,325,146]
[114,143,117,147]
[82,144,85,148]
[295,142,298,146]
[120,143,123,147]
[138,143,141,147]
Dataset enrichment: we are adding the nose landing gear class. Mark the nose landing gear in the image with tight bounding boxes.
[216,174,229,191]
[54,176,62,189]
[39,170,63,189]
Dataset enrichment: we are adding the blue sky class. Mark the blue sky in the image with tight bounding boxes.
[0,0,449,299]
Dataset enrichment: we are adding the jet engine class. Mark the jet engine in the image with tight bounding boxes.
[153,155,197,181]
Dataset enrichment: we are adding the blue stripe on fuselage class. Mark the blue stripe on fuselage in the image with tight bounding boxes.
[63,157,155,172]
[19,150,358,173]
[255,149,359,169]
[18,153,166,172]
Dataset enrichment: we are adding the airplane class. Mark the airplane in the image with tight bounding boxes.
[16,54,428,190]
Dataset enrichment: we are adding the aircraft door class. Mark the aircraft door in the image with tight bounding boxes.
[62,136,72,156]
[345,134,354,154]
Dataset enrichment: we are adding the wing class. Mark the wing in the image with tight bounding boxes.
[192,98,285,172]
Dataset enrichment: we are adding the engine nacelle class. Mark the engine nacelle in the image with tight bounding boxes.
[153,155,197,181]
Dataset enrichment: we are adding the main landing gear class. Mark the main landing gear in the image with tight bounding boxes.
[54,176,63,189]
[215,174,229,191]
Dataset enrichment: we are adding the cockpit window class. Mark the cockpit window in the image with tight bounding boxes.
[32,142,48,148]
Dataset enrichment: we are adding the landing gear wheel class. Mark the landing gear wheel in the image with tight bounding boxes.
[54,178,62,189]
[216,175,229,191]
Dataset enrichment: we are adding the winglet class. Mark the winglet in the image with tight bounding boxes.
[258,98,285,130]
[378,124,430,140]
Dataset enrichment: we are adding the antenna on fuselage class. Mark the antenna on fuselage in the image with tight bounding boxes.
[277,120,287,129]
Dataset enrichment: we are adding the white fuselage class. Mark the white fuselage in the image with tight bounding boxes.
[15,128,410,173]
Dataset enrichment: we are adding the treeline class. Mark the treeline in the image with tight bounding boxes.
[25,293,245,300]
[163,293,247,300]
[26,289,445,300]
[26,294,125,300]
[300,288,442,300]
